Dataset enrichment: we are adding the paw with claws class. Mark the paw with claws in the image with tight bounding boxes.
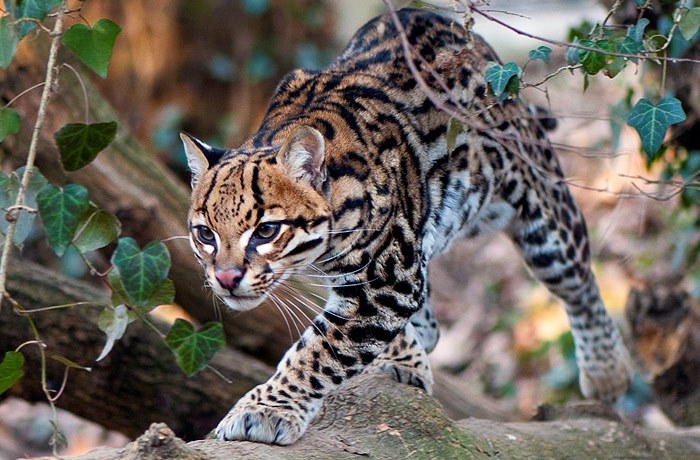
[214,386,314,445]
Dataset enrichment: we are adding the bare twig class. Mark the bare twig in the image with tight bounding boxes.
[0,5,66,309]
[61,63,90,124]
[464,1,700,64]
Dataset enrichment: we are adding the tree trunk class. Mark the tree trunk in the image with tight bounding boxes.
[32,373,700,460]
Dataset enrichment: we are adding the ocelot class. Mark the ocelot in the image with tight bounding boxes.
[182,8,632,445]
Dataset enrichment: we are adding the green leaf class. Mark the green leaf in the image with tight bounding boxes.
[54,122,117,171]
[37,183,91,257]
[528,46,552,63]
[627,17,649,43]
[679,8,700,41]
[73,206,121,253]
[50,354,91,371]
[627,97,686,160]
[0,16,18,69]
[96,304,129,361]
[604,57,627,78]
[0,167,47,246]
[0,351,24,396]
[579,39,614,75]
[165,319,225,376]
[10,0,62,38]
[484,62,521,98]
[146,278,175,308]
[110,238,171,308]
[566,37,581,65]
[504,75,521,96]
[62,19,121,78]
[0,108,21,142]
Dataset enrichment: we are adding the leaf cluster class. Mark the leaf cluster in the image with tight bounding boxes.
[0,1,225,406]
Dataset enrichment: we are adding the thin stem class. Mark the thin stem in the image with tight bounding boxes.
[660,50,668,97]
[3,82,46,109]
[24,313,61,455]
[0,5,66,310]
[61,63,89,124]
[14,301,103,314]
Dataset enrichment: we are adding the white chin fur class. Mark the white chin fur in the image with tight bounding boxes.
[221,294,266,312]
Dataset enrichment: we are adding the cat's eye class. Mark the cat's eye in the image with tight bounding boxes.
[196,225,217,246]
[251,222,281,243]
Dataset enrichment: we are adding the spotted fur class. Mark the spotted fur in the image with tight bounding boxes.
[182,9,632,445]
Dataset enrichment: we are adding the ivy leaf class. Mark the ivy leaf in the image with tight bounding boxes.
[110,238,171,308]
[10,0,62,38]
[165,319,225,376]
[679,8,700,41]
[62,19,121,78]
[579,39,614,75]
[484,62,521,98]
[528,46,552,63]
[627,97,686,160]
[0,16,18,69]
[0,108,21,142]
[73,206,121,253]
[627,18,650,43]
[37,183,91,257]
[0,351,24,396]
[566,37,581,65]
[604,56,627,78]
[50,355,91,371]
[54,122,117,171]
[96,304,129,361]
[0,167,48,246]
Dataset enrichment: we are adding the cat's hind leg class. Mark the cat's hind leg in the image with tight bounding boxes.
[505,177,633,402]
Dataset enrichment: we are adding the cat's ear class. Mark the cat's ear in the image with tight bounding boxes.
[279,126,326,190]
[180,133,229,188]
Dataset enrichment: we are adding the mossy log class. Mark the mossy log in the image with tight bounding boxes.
[36,373,700,460]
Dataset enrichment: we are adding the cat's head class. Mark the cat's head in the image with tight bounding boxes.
[181,126,331,311]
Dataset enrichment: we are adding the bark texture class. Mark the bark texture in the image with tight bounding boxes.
[2,259,271,440]
[33,373,700,460]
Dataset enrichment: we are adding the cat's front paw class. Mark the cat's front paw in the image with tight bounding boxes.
[215,393,309,445]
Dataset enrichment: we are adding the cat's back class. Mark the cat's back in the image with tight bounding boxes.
[250,8,498,148]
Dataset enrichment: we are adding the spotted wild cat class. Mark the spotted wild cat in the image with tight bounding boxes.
[181,8,632,445]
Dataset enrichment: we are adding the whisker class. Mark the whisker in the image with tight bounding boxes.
[276,289,345,359]
[269,293,300,341]
[277,282,350,327]
[323,227,382,235]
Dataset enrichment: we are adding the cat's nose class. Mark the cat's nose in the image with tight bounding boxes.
[215,267,246,290]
